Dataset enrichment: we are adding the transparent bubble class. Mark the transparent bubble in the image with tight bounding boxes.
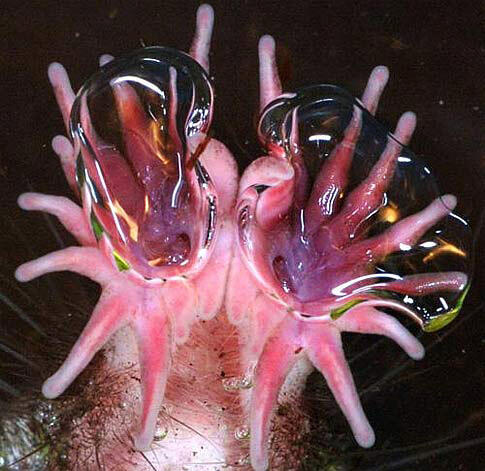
[249,85,472,331]
[70,47,217,278]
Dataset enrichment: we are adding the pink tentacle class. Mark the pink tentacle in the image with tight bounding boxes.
[250,316,302,471]
[329,111,417,247]
[189,3,214,72]
[304,323,375,448]
[42,288,130,398]
[335,307,425,360]
[48,62,75,133]
[347,194,457,261]
[51,135,77,192]
[18,192,95,246]
[378,271,468,295]
[112,79,151,135]
[288,108,311,214]
[259,35,282,111]
[132,305,172,451]
[305,106,362,232]
[361,66,389,115]
[15,246,116,286]
[254,159,295,231]
[48,62,78,191]
[375,194,456,257]
[111,79,163,186]
[166,67,185,169]
[79,94,145,219]
[110,78,179,211]
[305,67,389,233]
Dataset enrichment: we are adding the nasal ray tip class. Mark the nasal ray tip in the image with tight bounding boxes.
[412,344,426,360]
[259,34,276,53]
[133,431,154,452]
[190,3,214,72]
[197,3,214,23]
[442,193,457,210]
[14,265,29,282]
[41,378,62,399]
[356,427,376,448]
[47,62,67,84]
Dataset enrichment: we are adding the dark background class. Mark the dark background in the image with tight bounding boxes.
[1,1,484,470]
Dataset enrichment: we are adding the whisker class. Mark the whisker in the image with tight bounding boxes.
[0,273,35,303]
[4,441,50,469]
[360,436,485,470]
[138,450,157,471]
[359,353,413,399]
[0,342,39,369]
[0,378,20,397]
[165,412,224,458]
[0,292,45,335]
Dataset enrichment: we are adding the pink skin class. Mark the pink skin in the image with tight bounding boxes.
[15,6,468,471]
[225,35,467,470]
[16,4,239,453]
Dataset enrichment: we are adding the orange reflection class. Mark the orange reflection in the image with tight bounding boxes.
[423,238,467,263]
[111,199,139,241]
[149,119,177,176]
[379,203,400,224]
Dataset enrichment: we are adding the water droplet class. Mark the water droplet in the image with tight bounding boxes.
[237,455,251,466]
[222,364,255,391]
[234,425,250,440]
[153,425,169,441]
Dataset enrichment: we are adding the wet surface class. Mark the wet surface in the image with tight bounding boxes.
[1,1,484,469]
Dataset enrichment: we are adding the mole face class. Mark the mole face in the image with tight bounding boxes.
[11,5,475,471]
[70,47,216,278]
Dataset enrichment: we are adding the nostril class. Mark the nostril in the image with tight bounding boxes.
[141,232,191,266]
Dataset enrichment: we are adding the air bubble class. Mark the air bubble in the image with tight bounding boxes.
[234,425,250,440]
[153,425,169,441]
[221,364,255,391]
[70,47,217,279]
[249,85,473,330]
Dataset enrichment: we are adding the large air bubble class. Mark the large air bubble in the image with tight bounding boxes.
[70,47,216,278]
[253,85,472,331]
